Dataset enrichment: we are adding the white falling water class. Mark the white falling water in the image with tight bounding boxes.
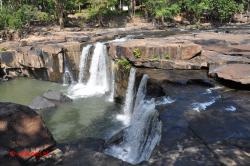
[68,43,110,98]
[108,61,115,102]
[105,75,162,165]
[63,54,75,85]
[78,45,92,83]
[116,68,136,125]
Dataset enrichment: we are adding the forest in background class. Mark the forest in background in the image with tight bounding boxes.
[0,0,249,31]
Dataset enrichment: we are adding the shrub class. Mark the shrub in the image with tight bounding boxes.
[165,54,170,59]
[117,58,131,71]
[36,11,51,22]
[0,48,7,52]
[133,48,142,59]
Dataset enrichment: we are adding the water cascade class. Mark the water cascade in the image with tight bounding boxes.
[78,45,92,83]
[116,68,136,125]
[63,54,75,85]
[108,61,115,102]
[68,42,111,98]
[105,75,162,165]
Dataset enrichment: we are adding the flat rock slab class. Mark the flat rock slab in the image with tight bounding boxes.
[29,96,56,110]
[209,64,250,85]
[109,39,202,61]
[0,102,55,160]
[43,90,72,103]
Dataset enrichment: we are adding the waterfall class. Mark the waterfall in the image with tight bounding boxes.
[108,61,115,102]
[68,43,110,98]
[105,75,162,165]
[78,45,92,83]
[63,54,75,85]
[87,42,109,92]
[116,68,136,125]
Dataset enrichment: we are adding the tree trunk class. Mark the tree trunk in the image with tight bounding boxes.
[248,2,250,22]
[129,0,135,17]
[55,0,64,30]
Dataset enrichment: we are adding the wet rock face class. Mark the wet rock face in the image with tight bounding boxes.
[114,64,130,102]
[0,102,56,161]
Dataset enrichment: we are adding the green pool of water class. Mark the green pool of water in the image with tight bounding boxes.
[0,78,122,143]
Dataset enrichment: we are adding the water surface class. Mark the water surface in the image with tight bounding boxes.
[0,78,122,143]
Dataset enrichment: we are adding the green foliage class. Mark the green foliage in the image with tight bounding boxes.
[0,0,248,30]
[133,48,142,59]
[181,0,210,22]
[87,0,117,19]
[36,11,52,22]
[0,5,54,30]
[117,58,131,71]
[145,0,180,20]
[165,53,170,59]
[208,0,240,22]
[0,48,8,52]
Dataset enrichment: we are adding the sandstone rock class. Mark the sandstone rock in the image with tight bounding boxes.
[29,96,56,110]
[109,39,202,61]
[209,64,250,85]
[203,50,250,65]
[42,90,72,103]
[0,102,56,160]
[66,35,90,43]
[0,51,19,68]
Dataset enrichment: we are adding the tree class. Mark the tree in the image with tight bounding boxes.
[88,0,116,26]
[144,0,180,24]
[54,0,65,29]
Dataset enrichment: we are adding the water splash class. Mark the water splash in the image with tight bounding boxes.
[191,96,221,112]
[78,45,92,83]
[155,96,175,106]
[116,68,136,125]
[225,106,237,112]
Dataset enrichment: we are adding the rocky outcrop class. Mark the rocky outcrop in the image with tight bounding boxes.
[29,90,72,110]
[209,64,250,85]
[109,39,203,70]
[109,39,202,60]
[136,69,250,166]
[109,31,250,86]
[0,102,56,161]
[0,44,64,82]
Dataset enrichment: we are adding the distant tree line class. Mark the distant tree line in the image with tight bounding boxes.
[0,0,249,30]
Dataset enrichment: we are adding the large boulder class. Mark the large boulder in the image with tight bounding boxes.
[209,64,250,85]
[0,102,56,160]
